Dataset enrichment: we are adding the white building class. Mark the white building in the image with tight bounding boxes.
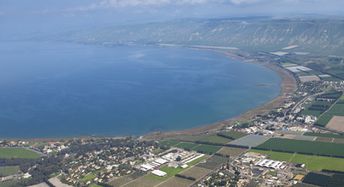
[152,170,167,177]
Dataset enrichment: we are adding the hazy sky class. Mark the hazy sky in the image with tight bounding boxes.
[1,0,343,39]
[1,0,343,19]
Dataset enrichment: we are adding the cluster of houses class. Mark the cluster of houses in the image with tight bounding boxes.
[138,148,204,177]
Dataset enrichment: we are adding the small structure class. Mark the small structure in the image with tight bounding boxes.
[152,170,167,177]
[255,159,286,170]
[293,174,305,182]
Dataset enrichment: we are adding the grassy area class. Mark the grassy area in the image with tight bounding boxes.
[256,138,344,157]
[89,184,103,187]
[0,147,41,159]
[304,132,344,139]
[159,140,181,147]
[109,172,144,187]
[217,147,247,157]
[191,144,221,155]
[160,166,184,178]
[0,166,20,177]
[81,173,96,183]
[302,92,342,117]
[0,180,20,187]
[302,100,332,117]
[196,135,231,144]
[161,139,223,155]
[157,176,193,187]
[174,142,198,150]
[167,134,232,144]
[217,131,247,140]
[123,174,165,187]
[251,150,344,172]
[197,155,228,170]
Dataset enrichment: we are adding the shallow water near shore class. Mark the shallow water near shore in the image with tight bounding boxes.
[0,41,281,138]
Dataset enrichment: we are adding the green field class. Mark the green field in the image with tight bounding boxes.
[174,142,198,150]
[160,166,184,178]
[159,140,181,147]
[302,92,342,117]
[81,173,97,183]
[123,174,165,187]
[217,147,247,157]
[0,147,41,159]
[166,134,232,144]
[316,95,344,126]
[0,180,20,187]
[171,141,223,155]
[304,132,344,139]
[217,131,247,140]
[302,100,332,116]
[256,138,344,157]
[191,144,221,154]
[251,150,344,172]
[0,166,20,177]
[195,135,231,144]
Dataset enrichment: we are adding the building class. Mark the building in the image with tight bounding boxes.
[152,170,167,177]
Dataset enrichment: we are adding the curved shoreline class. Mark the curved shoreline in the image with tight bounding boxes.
[143,49,297,140]
[0,46,297,141]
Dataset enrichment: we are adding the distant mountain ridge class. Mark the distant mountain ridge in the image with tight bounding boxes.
[71,18,344,56]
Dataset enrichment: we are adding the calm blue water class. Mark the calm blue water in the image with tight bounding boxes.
[0,41,281,138]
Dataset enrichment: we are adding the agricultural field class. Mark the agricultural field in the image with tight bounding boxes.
[251,150,344,172]
[304,132,344,139]
[195,135,232,144]
[229,135,270,148]
[217,147,247,157]
[166,134,232,144]
[303,172,344,187]
[122,173,165,187]
[160,139,222,155]
[256,138,344,157]
[109,172,144,187]
[174,142,198,150]
[304,132,344,144]
[302,100,332,116]
[333,138,344,144]
[326,116,344,132]
[280,134,316,141]
[0,166,20,177]
[0,147,41,159]
[217,131,247,140]
[159,140,180,147]
[196,155,228,170]
[191,144,221,155]
[179,166,212,179]
[316,95,344,127]
[315,136,334,143]
[0,180,20,187]
[156,176,193,187]
[302,91,342,117]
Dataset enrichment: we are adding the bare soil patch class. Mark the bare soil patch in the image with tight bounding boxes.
[326,116,344,132]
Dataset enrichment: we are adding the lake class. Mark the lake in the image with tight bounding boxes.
[0,41,281,138]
